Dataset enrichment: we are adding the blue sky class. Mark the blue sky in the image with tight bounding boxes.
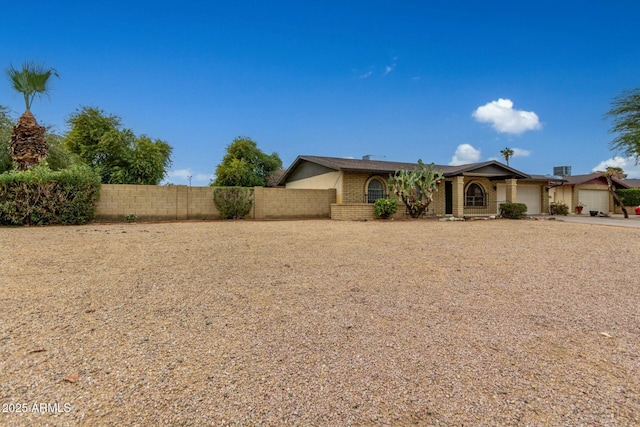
[2,1,640,184]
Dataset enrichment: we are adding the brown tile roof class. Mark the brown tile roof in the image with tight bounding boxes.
[622,179,640,188]
[556,173,630,188]
[279,155,536,185]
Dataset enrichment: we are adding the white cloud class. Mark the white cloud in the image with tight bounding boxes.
[592,156,640,178]
[449,144,481,166]
[164,169,213,185]
[359,71,373,79]
[382,57,397,76]
[472,99,542,135]
[512,148,531,157]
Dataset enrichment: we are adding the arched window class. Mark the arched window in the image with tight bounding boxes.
[367,178,385,203]
[465,183,485,207]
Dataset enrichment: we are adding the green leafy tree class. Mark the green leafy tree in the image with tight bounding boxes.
[388,160,444,218]
[0,106,13,173]
[213,137,282,187]
[500,147,514,165]
[44,132,80,171]
[5,62,59,169]
[605,88,640,159]
[63,106,172,184]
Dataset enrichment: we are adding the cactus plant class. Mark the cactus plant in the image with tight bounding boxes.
[388,160,444,218]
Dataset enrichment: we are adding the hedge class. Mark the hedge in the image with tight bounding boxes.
[0,164,101,226]
[616,188,640,207]
[500,202,528,219]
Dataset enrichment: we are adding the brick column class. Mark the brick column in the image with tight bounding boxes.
[452,176,464,217]
[542,186,550,214]
[175,185,188,220]
[505,179,517,203]
[253,186,264,219]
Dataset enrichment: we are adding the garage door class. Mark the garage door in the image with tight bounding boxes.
[516,185,541,215]
[579,190,609,213]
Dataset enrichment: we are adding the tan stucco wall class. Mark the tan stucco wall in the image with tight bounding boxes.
[285,171,343,202]
[553,185,573,208]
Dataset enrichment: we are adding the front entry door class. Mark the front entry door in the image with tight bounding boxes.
[445,181,453,215]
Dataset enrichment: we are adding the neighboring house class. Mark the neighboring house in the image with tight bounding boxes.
[622,179,640,188]
[279,155,552,220]
[550,173,630,214]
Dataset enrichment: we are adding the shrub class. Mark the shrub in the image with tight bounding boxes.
[549,201,569,216]
[125,213,137,223]
[616,188,640,206]
[500,202,527,219]
[374,198,398,219]
[212,187,254,219]
[0,164,101,225]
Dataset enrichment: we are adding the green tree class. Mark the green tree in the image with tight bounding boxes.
[605,88,640,159]
[500,147,514,165]
[0,106,13,172]
[213,137,282,187]
[388,160,444,218]
[5,62,59,169]
[45,132,80,171]
[63,106,172,184]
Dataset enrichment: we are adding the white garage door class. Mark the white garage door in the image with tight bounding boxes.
[516,185,541,215]
[579,190,609,213]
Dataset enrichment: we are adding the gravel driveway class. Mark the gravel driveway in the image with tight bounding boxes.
[1,219,639,426]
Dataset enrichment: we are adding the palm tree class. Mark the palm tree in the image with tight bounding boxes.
[5,62,59,169]
[500,147,514,166]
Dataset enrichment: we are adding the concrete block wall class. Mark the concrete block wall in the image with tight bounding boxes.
[254,187,336,219]
[96,185,219,222]
[96,185,336,222]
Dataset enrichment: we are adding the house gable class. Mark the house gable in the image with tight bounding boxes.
[461,164,525,178]
[287,160,337,182]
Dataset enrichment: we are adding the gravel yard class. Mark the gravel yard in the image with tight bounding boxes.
[1,219,639,426]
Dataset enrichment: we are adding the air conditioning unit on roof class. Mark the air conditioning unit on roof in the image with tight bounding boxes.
[553,166,571,176]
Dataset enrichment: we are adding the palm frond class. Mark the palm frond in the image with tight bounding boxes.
[4,61,59,111]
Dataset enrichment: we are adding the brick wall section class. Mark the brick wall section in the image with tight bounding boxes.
[96,185,336,222]
[331,203,375,220]
[342,172,370,203]
[253,187,336,219]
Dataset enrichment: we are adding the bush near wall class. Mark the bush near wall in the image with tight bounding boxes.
[549,201,569,216]
[500,202,528,219]
[0,164,101,225]
[616,188,640,206]
[212,187,254,219]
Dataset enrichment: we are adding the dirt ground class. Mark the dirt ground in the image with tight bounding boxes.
[1,219,639,426]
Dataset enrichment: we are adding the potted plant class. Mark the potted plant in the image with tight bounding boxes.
[575,202,585,214]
